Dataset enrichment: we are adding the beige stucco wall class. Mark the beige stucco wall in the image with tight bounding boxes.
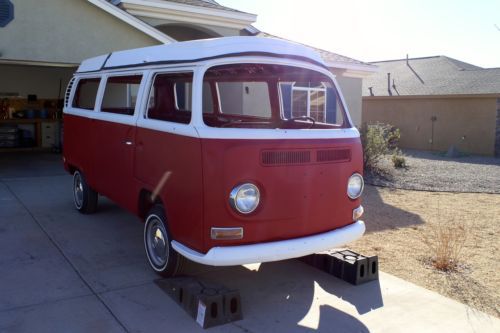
[362,97,498,155]
[0,0,159,64]
[0,64,75,99]
[334,75,363,127]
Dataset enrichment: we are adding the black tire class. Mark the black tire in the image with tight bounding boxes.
[144,204,184,277]
[73,170,98,214]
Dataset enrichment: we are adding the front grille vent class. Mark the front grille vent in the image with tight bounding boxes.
[261,150,311,165]
[316,149,351,163]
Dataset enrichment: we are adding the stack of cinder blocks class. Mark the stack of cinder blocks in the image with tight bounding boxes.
[301,250,379,285]
[156,277,242,329]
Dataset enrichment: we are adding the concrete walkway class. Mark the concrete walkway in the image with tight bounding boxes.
[0,153,499,333]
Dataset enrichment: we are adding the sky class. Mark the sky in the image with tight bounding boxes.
[217,0,500,68]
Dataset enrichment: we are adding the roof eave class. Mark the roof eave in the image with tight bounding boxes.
[86,0,176,43]
[363,93,500,99]
[326,61,379,78]
[120,0,257,30]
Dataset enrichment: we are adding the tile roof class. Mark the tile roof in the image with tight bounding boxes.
[256,32,373,68]
[363,56,500,97]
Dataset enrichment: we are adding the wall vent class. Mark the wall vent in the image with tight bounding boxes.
[0,0,14,28]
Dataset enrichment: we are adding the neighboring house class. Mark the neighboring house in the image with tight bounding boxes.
[362,56,500,156]
[0,0,376,153]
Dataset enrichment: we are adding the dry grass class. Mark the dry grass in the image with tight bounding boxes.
[421,220,467,271]
[350,185,500,318]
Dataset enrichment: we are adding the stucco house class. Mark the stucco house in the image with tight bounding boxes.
[362,56,500,156]
[0,0,376,153]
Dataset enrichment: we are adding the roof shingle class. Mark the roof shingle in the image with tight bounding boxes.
[257,32,372,68]
[363,56,500,97]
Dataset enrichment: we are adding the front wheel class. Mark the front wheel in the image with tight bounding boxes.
[73,170,98,214]
[144,204,184,277]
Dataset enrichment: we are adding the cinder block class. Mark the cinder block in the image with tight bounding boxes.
[300,250,379,285]
[367,255,379,281]
[196,292,224,329]
[222,290,243,322]
[156,277,243,329]
[337,250,369,285]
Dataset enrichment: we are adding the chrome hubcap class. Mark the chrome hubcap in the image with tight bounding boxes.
[74,173,83,208]
[146,218,168,268]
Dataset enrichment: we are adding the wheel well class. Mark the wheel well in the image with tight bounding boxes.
[67,164,77,175]
[138,189,163,220]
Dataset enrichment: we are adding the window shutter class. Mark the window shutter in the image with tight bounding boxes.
[326,88,337,123]
[280,84,293,119]
[0,0,14,28]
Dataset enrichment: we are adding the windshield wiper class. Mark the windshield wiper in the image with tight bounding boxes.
[284,116,316,129]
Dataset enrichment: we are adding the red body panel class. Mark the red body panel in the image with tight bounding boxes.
[201,138,363,253]
[65,113,362,255]
[63,114,94,176]
[64,115,138,212]
[91,119,137,211]
[134,127,204,252]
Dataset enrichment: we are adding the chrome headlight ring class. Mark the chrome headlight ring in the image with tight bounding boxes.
[229,183,260,214]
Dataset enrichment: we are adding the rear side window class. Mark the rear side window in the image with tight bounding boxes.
[147,72,193,124]
[101,75,143,116]
[72,78,100,110]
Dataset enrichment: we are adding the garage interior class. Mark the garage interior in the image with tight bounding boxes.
[0,63,75,152]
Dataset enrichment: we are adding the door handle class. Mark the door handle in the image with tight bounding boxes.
[124,141,133,146]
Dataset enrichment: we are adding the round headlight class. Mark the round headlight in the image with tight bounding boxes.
[229,183,260,214]
[347,173,364,199]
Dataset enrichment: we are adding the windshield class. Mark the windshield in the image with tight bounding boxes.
[202,64,348,129]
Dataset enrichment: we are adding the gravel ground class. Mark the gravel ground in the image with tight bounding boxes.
[350,186,500,318]
[365,149,500,193]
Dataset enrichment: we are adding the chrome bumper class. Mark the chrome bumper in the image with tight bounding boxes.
[171,220,365,266]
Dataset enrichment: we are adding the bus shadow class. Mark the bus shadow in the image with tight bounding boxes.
[181,259,382,332]
[362,185,424,233]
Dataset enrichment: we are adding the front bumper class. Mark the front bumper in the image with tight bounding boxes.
[171,220,365,266]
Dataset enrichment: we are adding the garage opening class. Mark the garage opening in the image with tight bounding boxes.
[0,63,76,153]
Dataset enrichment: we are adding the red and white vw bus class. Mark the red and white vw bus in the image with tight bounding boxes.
[63,37,365,276]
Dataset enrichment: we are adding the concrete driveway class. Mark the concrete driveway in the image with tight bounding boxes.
[0,153,498,333]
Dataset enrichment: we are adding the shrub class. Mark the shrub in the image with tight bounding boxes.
[421,222,467,271]
[360,123,401,171]
[392,154,406,168]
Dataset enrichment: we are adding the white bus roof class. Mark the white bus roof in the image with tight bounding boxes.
[76,36,326,73]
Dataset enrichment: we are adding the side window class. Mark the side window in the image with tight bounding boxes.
[101,75,142,115]
[147,72,193,124]
[72,78,100,110]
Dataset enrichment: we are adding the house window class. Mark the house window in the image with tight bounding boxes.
[72,78,101,110]
[281,81,343,126]
[146,72,193,124]
[0,0,14,28]
[101,75,143,116]
[290,83,326,123]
